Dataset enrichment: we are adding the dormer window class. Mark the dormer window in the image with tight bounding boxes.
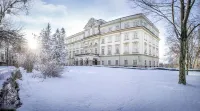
[88,30,90,36]
[124,23,130,28]
[116,25,120,30]
[92,28,95,35]
[109,27,112,32]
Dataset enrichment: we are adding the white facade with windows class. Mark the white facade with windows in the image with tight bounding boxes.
[66,13,160,67]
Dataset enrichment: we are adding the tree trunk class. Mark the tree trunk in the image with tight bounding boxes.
[179,34,187,85]
[186,39,189,75]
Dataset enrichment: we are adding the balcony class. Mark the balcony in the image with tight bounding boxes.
[123,52,129,54]
[75,53,99,56]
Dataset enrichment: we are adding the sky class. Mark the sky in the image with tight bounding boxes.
[13,0,167,62]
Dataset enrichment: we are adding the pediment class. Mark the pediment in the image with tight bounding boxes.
[84,18,106,29]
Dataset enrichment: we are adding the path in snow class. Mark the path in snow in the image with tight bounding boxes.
[18,66,200,111]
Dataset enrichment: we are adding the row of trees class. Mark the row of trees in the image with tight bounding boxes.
[0,0,66,77]
[167,27,200,70]
[131,0,200,85]
[0,0,31,66]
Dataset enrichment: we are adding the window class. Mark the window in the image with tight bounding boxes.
[108,36,112,43]
[81,49,84,54]
[109,27,112,32]
[115,35,120,42]
[133,21,137,27]
[149,45,151,55]
[92,28,95,34]
[115,60,119,65]
[143,21,147,27]
[133,31,138,39]
[90,49,93,53]
[116,25,120,30]
[94,42,98,46]
[124,43,129,54]
[85,42,88,47]
[81,43,84,47]
[124,60,128,66]
[76,50,79,54]
[85,50,88,54]
[140,20,143,26]
[1,54,4,61]
[115,44,120,54]
[101,38,105,44]
[149,61,151,67]
[144,42,147,54]
[156,48,158,57]
[145,60,147,67]
[101,46,105,55]
[136,20,140,26]
[102,61,104,65]
[153,61,155,67]
[108,45,112,55]
[144,34,146,41]
[132,42,139,53]
[69,51,71,58]
[88,30,90,36]
[108,60,111,65]
[95,48,97,54]
[90,42,93,46]
[101,29,105,33]
[124,22,130,28]
[153,47,155,56]
[133,60,137,66]
[124,33,129,40]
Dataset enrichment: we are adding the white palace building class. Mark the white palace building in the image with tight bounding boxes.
[66,13,160,67]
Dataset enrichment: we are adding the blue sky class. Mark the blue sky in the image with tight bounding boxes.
[13,0,167,62]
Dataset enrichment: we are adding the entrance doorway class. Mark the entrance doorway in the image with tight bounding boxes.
[93,58,98,65]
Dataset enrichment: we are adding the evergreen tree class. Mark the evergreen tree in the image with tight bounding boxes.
[38,23,63,78]
[52,29,61,63]
[60,28,66,65]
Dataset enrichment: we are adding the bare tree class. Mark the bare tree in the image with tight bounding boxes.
[0,0,31,24]
[0,0,31,66]
[166,26,200,72]
[0,0,31,43]
[130,0,200,85]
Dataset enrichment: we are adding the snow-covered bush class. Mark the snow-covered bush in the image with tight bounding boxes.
[0,69,22,110]
[39,61,63,78]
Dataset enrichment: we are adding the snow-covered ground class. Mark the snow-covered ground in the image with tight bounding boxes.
[18,66,200,111]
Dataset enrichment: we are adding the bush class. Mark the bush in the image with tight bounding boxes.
[40,61,63,78]
[11,70,22,80]
[0,70,22,110]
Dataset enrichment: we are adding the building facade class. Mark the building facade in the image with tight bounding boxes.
[66,13,160,67]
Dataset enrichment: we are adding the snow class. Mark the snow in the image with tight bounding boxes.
[18,66,200,111]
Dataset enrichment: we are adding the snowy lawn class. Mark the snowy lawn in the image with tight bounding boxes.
[18,66,200,111]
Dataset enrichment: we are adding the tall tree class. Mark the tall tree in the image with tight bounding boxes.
[60,28,66,65]
[130,0,200,85]
[38,24,64,78]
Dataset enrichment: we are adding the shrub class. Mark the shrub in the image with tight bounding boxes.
[39,61,63,78]
[0,70,22,110]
